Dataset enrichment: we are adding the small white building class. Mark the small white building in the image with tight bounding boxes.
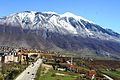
[0,51,18,63]
[4,55,14,63]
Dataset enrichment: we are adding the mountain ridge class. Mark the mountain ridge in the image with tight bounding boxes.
[0,11,120,59]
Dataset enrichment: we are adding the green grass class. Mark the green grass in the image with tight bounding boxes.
[35,64,43,80]
[35,64,80,80]
[116,68,120,72]
[1,62,28,80]
[102,70,120,79]
[40,70,79,80]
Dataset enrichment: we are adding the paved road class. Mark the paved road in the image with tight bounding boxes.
[103,74,113,80]
[15,59,42,80]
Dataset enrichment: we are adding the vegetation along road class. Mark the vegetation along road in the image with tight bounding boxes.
[15,59,42,80]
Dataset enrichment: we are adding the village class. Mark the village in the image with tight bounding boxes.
[0,46,120,80]
[0,46,55,80]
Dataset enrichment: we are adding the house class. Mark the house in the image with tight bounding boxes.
[0,51,18,63]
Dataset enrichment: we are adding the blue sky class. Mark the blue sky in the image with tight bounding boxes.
[0,0,120,33]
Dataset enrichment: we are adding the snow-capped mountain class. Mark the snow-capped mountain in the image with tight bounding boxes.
[0,11,120,59]
[0,11,120,41]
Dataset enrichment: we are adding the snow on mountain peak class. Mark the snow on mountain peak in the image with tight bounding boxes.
[0,11,96,36]
[43,11,58,14]
[17,11,36,21]
[61,12,94,24]
[1,11,95,24]
[0,11,120,42]
[61,12,80,19]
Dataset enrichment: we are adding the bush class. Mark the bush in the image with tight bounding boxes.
[0,74,4,80]
[51,73,56,77]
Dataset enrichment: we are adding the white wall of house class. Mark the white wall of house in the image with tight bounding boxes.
[14,57,18,62]
[4,55,14,63]
[0,57,2,62]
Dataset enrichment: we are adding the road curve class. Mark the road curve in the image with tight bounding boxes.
[15,59,42,80]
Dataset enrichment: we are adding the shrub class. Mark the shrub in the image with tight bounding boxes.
[51,73,56,77]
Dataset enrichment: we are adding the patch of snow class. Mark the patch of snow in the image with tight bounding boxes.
[60,12,95,24]
[43,11,58,14]
[17,11,35,22]
[49,15,78,34]
[79,20,93,35]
